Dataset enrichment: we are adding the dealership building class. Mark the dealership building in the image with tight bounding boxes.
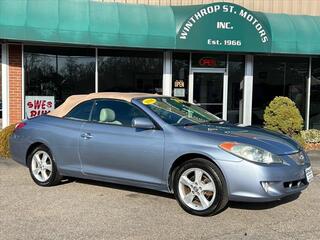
[1,0,320,129]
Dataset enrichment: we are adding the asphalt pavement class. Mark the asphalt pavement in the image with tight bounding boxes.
[0,154,320,240]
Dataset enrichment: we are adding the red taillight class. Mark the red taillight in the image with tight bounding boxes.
[15,122,26,130]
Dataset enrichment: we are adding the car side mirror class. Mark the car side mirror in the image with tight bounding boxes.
[132,117,155,130]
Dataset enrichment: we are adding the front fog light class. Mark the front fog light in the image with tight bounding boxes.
[261,181,271,193]
[261,181,279,194]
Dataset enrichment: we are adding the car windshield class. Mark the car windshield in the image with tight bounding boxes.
[138,97,222,126]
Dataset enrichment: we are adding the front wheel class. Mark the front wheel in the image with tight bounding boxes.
[27,145,61,186]
[173,159,228,216]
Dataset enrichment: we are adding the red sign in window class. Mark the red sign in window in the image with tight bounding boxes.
[199,57,217,67]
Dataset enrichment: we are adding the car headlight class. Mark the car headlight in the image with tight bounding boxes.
[219,142,283,164]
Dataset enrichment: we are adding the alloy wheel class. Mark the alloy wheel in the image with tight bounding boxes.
[31,150,53,182]
[178,167,216,211]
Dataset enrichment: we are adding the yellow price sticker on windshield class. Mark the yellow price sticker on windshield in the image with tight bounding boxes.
[142,98,157,105]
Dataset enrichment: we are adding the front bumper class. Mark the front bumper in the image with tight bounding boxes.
[216,153,312,202]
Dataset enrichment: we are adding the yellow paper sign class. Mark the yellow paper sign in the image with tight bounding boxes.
[142,98,157,105]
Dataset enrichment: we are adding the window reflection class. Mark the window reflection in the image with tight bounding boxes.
[253,56,308,126]
[24,46,95,107]
[98,49,163,94]
[228,55,245,124]
[310,58,320,129]
[0,45,2,120]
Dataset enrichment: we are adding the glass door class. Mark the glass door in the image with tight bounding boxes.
[192,72,226,118]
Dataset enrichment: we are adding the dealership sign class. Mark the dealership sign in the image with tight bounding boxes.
[176,3,272,52]
[25,96,55,119]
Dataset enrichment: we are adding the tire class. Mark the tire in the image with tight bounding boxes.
[173,158,228,216]
[27,145,61,187]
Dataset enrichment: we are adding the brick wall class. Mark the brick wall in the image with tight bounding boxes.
[9,44,22,125]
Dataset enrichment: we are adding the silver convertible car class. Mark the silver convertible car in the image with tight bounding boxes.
[10,93,313,216]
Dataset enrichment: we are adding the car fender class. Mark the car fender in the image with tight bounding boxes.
[164,147,235,193]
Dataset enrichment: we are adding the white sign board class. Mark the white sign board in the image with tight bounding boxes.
[173,88,186,97]
[25,96,55,119]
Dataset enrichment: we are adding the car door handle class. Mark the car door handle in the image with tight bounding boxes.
[81,133,93,140]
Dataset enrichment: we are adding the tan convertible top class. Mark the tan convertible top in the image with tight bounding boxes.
[48,92,159,118]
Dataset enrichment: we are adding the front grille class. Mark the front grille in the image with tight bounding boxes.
[289,151,305,165]
[283,179,307,189]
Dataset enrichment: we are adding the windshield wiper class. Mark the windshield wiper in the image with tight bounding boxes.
[176,120,226,127]
[178,122,199,126]
[199,120,226,125]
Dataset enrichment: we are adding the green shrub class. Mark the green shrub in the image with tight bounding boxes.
[301,129,320,144]
[264,96,304,137]
[292,134,306,148]
[0,124,16,158]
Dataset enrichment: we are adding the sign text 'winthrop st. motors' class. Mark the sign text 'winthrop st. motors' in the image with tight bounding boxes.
[179,4,269,44]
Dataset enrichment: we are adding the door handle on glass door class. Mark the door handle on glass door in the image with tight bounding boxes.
[81,133,92,140]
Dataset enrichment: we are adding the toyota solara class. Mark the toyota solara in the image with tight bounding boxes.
[10,93,313,216]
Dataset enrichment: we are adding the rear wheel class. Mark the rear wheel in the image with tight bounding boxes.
[27,145,61,186]
[173,159,228,216]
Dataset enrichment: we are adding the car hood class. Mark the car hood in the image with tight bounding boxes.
[179,123,300,155]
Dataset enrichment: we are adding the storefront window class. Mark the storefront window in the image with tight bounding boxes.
[228,55,244,124]
[310,58,320,129]
[24,46,95,107]
[172,52,189,101]
[98,49,163,94]
[0,45,2,124]
[253,56,308,126]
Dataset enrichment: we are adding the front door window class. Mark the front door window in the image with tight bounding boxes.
[193,72,224,117]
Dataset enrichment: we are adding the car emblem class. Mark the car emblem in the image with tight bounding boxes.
[299,154,304,160]
[290,152,305,165]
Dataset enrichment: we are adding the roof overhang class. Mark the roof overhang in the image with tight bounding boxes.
[0,0,319,55]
